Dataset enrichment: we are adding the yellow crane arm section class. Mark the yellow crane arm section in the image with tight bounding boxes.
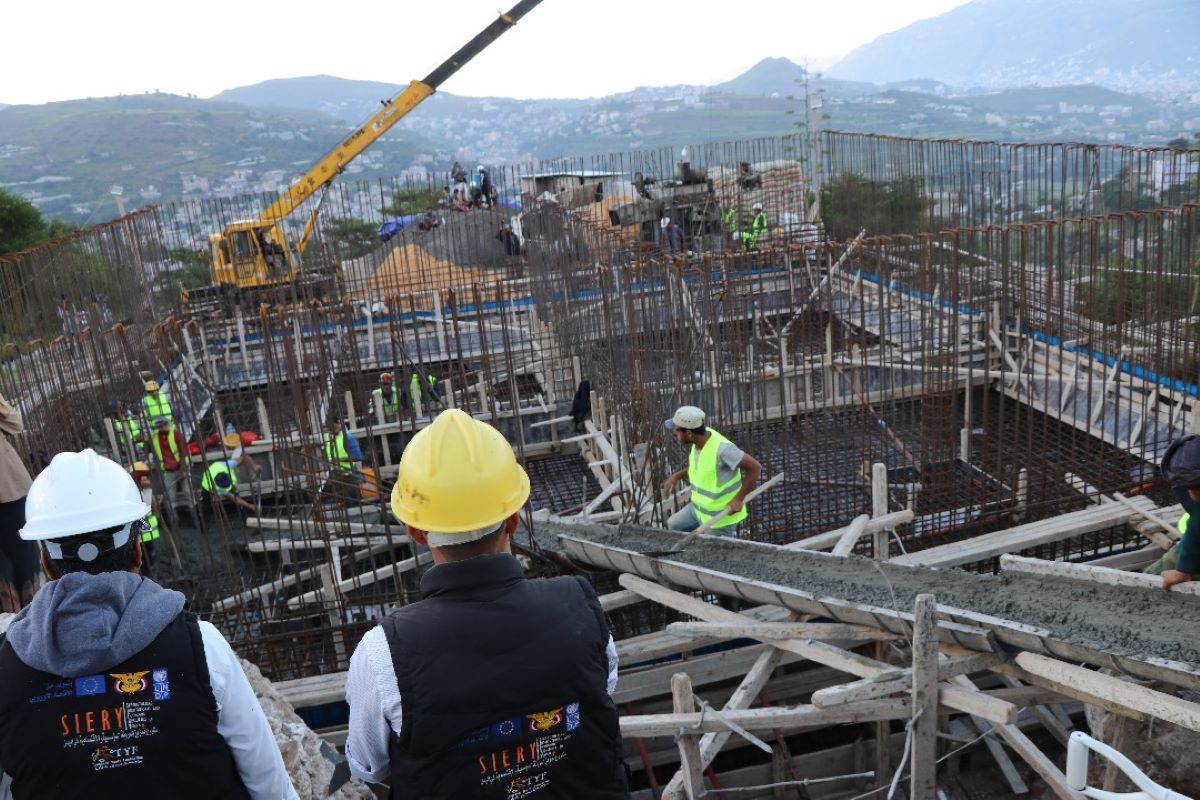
[252,0,544,227]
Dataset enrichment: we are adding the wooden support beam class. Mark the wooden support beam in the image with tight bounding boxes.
[952,675,1083,799]
[811,651,1000,708]
[660,647,786,800]
[666,621,901,644]
[1005,652,1200,734]
[598,589,643,613]
[620,698,912,738]
[784,510,914,552]
[831,514,871,557]
[286,551,432,608]
[618,574,1018,726]
[910,594,938,800]
[670,673,704,799]
[999,554,1200,596]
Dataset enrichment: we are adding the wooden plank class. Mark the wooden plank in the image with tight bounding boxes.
[891,497,1156,567]
[660,647,786,800]
[619,698,912,737]
[909,594,938,800]
[831,514,871,557]
[1000,554,1200,596]
[1009,652,1200,734]
[670,673,704,799]
[952,675,1083,799]
[618,574,1018,726]
[785,510,914,552]
[811,651,1002,707]
[599,589,643,613]
[665,621,901,644]
[244,534,411,552]
[286,552,432,608]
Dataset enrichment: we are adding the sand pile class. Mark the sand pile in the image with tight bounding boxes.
[576,195,640,250]
[364,242,485,303]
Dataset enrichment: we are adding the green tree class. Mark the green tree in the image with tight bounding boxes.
[325,217,379,261]
[165,246,213,290]
[0,189,46,255]
[1167,136,1193,151]
[380,186,442,217]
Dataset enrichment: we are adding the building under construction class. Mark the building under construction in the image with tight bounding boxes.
[3,130,1200,798]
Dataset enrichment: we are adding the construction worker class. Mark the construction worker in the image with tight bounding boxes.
[662,405,762,534]
[1145,435,1200,590]
[343,410,628,797]
[200,442,261,515]
[370,372,401,420]
[741,202,768,251]
[425,372,445,410]
[130,461,161,572]
[325,417,364,474]
[141,380,172,427]
[722,205,738,238]
[112,400,143,461]
[151,416,193,522]
[0,449,297,798]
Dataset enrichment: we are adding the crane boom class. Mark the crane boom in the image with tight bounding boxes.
[191,0,544,308]
[257,0,544,226]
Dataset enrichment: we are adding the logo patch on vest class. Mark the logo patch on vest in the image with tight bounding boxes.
[506,771,550,798]
[111,671,150,694]
[525,707,562,733]
[74,675,106,697]
[91,744,142,771]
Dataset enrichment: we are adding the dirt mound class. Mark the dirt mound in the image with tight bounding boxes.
[363,242,484,302]
[418,207,519,269]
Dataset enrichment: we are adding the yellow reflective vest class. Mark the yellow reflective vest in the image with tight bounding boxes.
[687,429,747,529]
[143,392,172,424]
[326,432,353,472]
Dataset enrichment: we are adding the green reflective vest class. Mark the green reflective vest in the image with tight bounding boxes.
[722,207,737,234]
[687,429,747,529]
[142,513,160,543]
[326,432,353,472]
[115,416,140,442]
[152,426,188,467]
[1179,513,1189,536]
[409,373,423,408]
[742,212,767,251]
[143,392,172,424]
[376,387,399,415]
[201,461,235,495]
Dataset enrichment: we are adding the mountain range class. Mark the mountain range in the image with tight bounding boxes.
[2,0,1199,224]
[829,0,1200,93]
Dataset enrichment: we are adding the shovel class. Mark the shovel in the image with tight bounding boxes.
[643,473,784,556]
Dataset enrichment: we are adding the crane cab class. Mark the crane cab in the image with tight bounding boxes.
[209,221,295,289]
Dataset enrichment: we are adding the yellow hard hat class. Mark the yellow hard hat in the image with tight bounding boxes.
[130,461,150,474]
[391,409,529,536]
[144,380,159,392]
[222,432,242,450]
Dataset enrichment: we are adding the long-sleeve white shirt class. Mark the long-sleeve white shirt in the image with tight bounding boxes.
[343,625,619,784]
[199,621,300,800]
[0,621,298,800]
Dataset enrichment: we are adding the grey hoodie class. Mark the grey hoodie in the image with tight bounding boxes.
[6,571,185,677]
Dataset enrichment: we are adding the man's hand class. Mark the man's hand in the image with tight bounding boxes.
[727,496,745,514]
[661,472,682,492]
[1161,569,1195,591]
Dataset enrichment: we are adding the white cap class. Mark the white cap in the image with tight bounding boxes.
[753,202,763,211]
[21,449,149,542]
[664,405,705,431]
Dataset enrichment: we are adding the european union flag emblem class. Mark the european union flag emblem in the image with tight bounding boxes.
[566,702,580,732]
[490,717,523,738]
[75,675,106,697]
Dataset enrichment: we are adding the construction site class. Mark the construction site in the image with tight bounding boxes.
[4,118,1200,798]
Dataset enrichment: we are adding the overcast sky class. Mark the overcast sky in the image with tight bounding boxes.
[3,0,971,105]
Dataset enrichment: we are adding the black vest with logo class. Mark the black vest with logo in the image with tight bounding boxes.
[382,554,629,799]
[0,612,251,800]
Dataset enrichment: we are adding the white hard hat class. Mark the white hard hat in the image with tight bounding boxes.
[665,405,705,431]
[477,165,485,173]
[21,449,150,542]
[753,202,763,211]
[660,217,670,230]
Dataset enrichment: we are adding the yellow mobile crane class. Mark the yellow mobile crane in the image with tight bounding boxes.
[187,0,543,311]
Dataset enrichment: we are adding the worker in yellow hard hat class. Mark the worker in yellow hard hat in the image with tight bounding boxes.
[343,409,629,797]
[141,380,172,428]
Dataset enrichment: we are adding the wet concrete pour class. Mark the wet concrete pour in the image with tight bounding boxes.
[538,521,1200,668]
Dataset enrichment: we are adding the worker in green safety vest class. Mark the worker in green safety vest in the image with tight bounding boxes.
[129,462,160,574]
[112,400,144,460]
[661,405,761,535]
[722,206,737,237]
[200,452,260,514]
[370,372,401,420]
[1144,435,1200,590]
[142,380,172,427]
[740,202,768,251]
